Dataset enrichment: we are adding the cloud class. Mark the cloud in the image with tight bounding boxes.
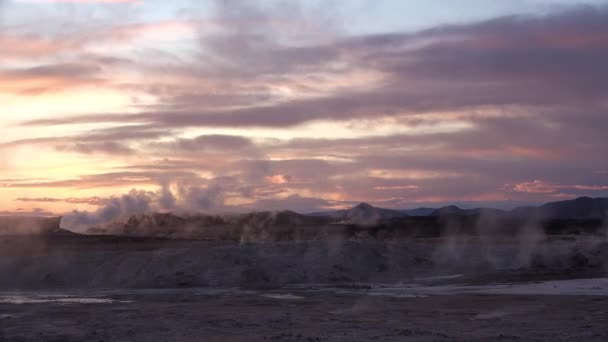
[0,208,56,217]
[19,0,139,3]
[1,125,169,157]
[513,180,559,194]
[169,134,256,152]
[16,196,109,206]
[266,174,291,184]
[56,142,134,155]
[1,171,198,188]
[0,63,104,94]
[16,6,608,130]
[512,180,608,194]
[0,34,77,60]
[4,3,608,212]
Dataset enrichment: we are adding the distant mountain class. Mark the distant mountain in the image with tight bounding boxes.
[53,196,608,239]
[430,206,506,217]
[535,197,608,220]
[504,197,608,221]
[431,206,467,216]
[0,216,74,236]
[345,203,409,224]
[310,203,408,224]
[310,197,608,222]
[86,210,334,239]
[508,206,538,219]
[401,208,436,216]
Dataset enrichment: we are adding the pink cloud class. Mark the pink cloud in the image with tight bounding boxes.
[266,175,292,184]
[0,34,78,60]
[513,180,608,194]
[513,180,558,194]
[569,185,608,191]
[374,185,419,190]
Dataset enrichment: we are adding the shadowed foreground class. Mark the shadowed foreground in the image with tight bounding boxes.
[1,290,608,341]
[0,210,607,341]
[1,234,607,290]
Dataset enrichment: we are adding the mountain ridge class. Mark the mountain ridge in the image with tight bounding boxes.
[3,196,607,238]
[314,196,608,221]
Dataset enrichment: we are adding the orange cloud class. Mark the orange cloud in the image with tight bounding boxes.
[16,196,109,206]
[0,64,104,95]
[0,34,78,60]
[374,185,419,190]
[512,180,608,194]
[266,175,292,184]
[513,180,558,194]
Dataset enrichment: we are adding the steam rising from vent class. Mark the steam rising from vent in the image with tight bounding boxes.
[178,182,225,213]
[61,190,156,231]
[158,180,177,211]
[0,216,62,236]
[60,181,232,231]
[433,209,548,271]
[8,196,608,291]
[604,209,608,240]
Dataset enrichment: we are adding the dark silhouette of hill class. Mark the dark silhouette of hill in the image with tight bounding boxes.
[69,197,607,240]
[430,206,506,217]
[1,198,606,291]
[533,196,608,220]
[310,202,408,224]
[401,207,436,216]
[0,216,73,236]
[4,197,607,240]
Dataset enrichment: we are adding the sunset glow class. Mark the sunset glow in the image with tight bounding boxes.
[1,0,608,217]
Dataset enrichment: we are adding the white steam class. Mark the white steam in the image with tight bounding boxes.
[61,183,227,232]
[61,189,155,232]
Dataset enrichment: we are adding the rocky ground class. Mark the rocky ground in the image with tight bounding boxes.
[1,235,607,290]
[0,234,607,341]
[1,289,608,341]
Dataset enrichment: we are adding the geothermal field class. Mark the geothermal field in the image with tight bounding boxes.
[0,197,607,341]
[3,1,608,340]
[4,0,608,340]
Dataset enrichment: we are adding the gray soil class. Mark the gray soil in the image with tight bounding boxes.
[1,291,608,341]
[0,235,607,341]
[1,236,607,290]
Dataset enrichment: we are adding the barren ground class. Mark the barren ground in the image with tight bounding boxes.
[0,235,607,341]
[2,289,608,341]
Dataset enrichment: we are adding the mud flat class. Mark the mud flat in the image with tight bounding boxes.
[2,281,608,341]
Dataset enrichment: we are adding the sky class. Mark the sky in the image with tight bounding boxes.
[1,0,608,219]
